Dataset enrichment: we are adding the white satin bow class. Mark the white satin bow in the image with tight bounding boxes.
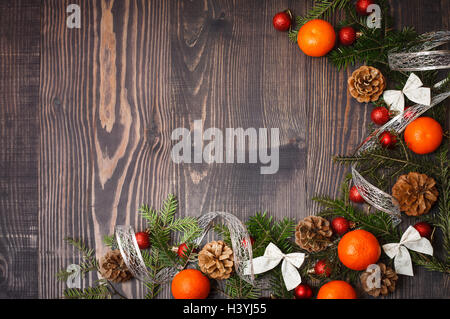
[382,226,433,276]
[243,242,305,291]
[383,73,431,113]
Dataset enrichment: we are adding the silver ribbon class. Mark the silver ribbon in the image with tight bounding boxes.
[388,31,450,71]
[351,31,450,223]
[115,225,177,284]
[115,211,254,285]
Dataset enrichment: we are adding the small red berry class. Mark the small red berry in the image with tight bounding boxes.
[314,259,332,277]
[379,131,397,148]
[177,243,189,258]
[331,217,351,235]
[371,107,390,126]
[242,236,255,248]
[294,283,313,299]
[355,0,375,16]
[403,106,414,120]
[413,222,433,239]
[339,26,356,46]
[272,11,292,32]
[349,185,365,203]
[135,232,150,249]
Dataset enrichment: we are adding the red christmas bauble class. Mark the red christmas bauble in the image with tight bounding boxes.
[413,222,433,239]
[272,11,292,31]
[349,185,365,203]
[135,231,150,249]
[314,259,332,277]
[331,217,351,235]
[379,131,397,148]
[371,107,390,126]
[339,26,356,46]
[294,283,313,299]
[177,243,189,258]
[241,236,255,248]
[403,106,414,120]
[356,0,375,16]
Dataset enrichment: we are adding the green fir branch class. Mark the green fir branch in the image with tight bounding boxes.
[63,284,112,299]
[222,274,261,299]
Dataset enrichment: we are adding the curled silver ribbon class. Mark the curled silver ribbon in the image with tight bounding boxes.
[115,225,177,284]
[388,31,450,71]
[352,31,450,223]
[115,211,254,285]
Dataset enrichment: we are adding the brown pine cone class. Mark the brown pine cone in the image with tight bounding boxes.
[99,250,132,283]
[348,66,386,103]
[198,240,234,280]
[360,263,398,297]
[392,172,438,216]
[295,216,333,253]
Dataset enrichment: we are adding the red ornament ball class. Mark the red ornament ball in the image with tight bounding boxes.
[413,222,433,239]
[355,0,375,16]
[349,185,365,203]
[241,236,255,248]
[135,231,150,249]
[339,26,356,46]
[272,11,292,32]
[371,107,390,126]
[332,217,351,235]
[177,243,189,258]
[314,259,332,277]
[379,131,397,148]
[294,283,313,299]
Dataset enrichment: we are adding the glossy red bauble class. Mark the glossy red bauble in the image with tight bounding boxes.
[413,222,433,239]
[371,107,390,126]
[379,131,397,148]
[273,11,292,32]
[241,236,255,248]
[177,243,189,258]
[294,283,313,299]
[331,217,351,235]
[135,231,150,249]
[349,185,365,203]
[339,26,356,46]
[356,0,375,16]
[314,259,332,277]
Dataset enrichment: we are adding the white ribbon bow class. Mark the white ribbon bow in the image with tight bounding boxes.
[243,242,305,291]
[382,226,433,276]
[383,73,431,113]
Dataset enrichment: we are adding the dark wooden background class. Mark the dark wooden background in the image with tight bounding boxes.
[0,0,448,298]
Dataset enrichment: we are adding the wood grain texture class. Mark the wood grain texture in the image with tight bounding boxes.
[0,0,443,299]
[0,0,40,298]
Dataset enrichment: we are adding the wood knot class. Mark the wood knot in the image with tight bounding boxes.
[144,126,161,148]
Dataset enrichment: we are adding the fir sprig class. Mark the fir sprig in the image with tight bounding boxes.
[222,274,261,299]
[57,238,99,281]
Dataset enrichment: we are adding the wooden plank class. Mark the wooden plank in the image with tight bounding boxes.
[304,0,449,299]
[0,0,40,298]
[38,0,448,299]
[40,0,174,298]
[385,0,450,299]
